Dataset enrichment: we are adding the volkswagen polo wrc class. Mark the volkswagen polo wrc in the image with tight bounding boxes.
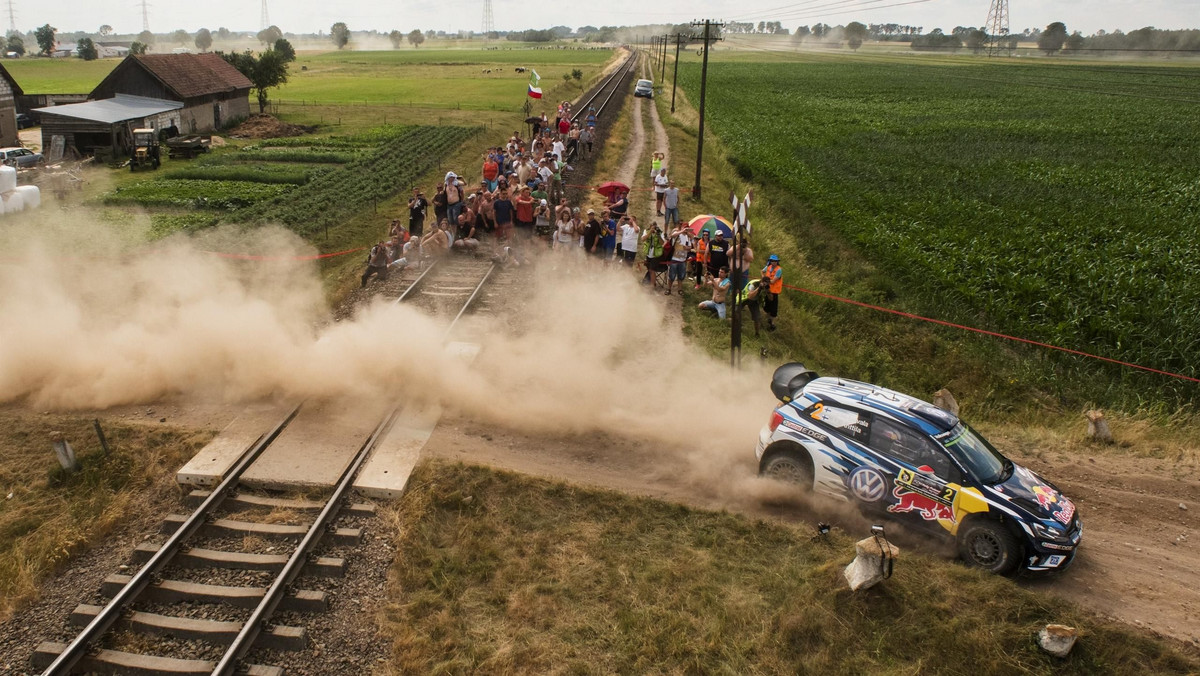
[755,363,1081,575]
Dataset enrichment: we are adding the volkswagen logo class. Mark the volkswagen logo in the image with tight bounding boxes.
[849,467,887,503]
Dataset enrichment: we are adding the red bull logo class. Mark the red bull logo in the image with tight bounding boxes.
[887,486,956,523]
[1032,484,1075,525]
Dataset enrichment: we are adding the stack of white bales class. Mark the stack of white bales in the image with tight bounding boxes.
[0,165,41,214]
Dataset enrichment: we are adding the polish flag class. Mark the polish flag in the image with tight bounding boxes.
[527,70,542,98]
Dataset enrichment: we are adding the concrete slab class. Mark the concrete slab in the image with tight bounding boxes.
[176,404,294,487]
[354,400,442,499]
[239,398,391,490]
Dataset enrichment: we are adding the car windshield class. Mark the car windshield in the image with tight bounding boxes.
[939,423,1010,484]
[637,80,652,87]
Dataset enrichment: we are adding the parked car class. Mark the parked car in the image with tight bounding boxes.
[755,363,1081,575]
[15,113,33,129]
[0,147,43,167]
[634,79,654,98]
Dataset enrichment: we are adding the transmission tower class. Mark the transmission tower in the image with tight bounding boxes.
[6,0,16,35]
[260,0,269,31]
[481,0,494,43]
[140,0,150,33]
[984,0,1010,56]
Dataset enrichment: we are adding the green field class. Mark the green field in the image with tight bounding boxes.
[680,53,1200,386]
[2,57,119,92]
[277,48,612,110]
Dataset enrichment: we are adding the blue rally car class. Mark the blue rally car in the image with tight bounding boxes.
[755,363,1081,575]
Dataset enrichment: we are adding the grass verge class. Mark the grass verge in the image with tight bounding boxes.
[379,461,1197,674]
[0,412,213,619]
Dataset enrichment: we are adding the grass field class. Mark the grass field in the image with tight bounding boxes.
[381,461,1197,674]
[2,57,119,92]
[677,52,1200,398]
[0,413,212,619]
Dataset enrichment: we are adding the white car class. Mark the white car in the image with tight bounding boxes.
[0,147,43,168]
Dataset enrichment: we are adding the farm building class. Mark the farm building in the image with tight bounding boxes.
[0,62,22,147]
[34,94,183,161]
[90,53,251,134]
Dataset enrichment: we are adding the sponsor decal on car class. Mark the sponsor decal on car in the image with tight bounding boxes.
[1031,484,1076,526]
[848,466,888,502]
[782,420,829,443]
[886,467,957,523]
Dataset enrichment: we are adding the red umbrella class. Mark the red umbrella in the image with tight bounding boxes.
[596,181,629,198]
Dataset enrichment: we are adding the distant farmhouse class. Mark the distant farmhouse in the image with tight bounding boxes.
[34,53,251,159]
[0,62,21,146]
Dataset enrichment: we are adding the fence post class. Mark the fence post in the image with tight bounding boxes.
[93,419,111,456]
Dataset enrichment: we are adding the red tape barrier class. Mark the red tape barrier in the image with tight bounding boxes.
[199,246,367,261]
[780,282,1200,384]
[563,183,655,192]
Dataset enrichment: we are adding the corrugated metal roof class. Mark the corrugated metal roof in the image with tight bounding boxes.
[32,94,183,125]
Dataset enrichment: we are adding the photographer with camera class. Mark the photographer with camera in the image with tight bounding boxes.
[617,214,640,265]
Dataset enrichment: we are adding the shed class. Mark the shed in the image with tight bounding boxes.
[34,94,183,160]
[90,53,252,134]
[0,62,22,147]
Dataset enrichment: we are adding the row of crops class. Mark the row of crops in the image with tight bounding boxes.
[680,57,1200,380]
[99,124,480,239]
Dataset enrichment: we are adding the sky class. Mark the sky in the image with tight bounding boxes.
[16,0,1200,38]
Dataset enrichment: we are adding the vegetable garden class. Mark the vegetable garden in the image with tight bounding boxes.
[680,55,1200,384]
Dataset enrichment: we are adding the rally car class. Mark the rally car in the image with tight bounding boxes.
[755,363,1081,575]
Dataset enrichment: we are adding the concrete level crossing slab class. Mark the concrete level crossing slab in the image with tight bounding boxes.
[176,403,296,487]
[354,400,442,499]
[239,398,392,490]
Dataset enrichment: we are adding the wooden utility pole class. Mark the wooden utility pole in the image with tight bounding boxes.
[671,33,684,113]
[661,33,668,82]
[690,19,723,199]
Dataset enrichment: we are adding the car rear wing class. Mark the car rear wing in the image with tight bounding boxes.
[771,363,819,403]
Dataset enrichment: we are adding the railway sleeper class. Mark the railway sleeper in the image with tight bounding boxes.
[102,574,328,612]
[32,642,282,676]
[133,543,345,577]
[160,514,363,546]
[185,490,377,517]
[69,603,307,651]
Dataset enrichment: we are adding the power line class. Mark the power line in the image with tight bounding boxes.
[731,0,933,24]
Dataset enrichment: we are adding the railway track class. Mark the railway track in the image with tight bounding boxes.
[31,259,501,676]
[571,50,638,124]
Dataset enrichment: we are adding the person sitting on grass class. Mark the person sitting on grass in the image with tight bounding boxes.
[698,266,731,319]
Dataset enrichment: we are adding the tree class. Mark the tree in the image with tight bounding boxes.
[172,29,190,45]
[217,27,231,40]
[77,37,98,60]
[571,68,583,87]
[1064,31,1085,52]
[331,22,350,49]
[137,29,155,46]
[407,29,424,47]
[194,27,212,52]
[220,48,289,113]
[793,25,812,41]
[6,35,24,56]
[273,38,295,62]
[34,24,56,56]
[1038,21,1068,55]
[99,24,113,37]
[257,25,282,46]
[967,28,988,53]
[130,41,148,55]
[812,23,829,39]
[388,29,403,48]
[845,21,867,50]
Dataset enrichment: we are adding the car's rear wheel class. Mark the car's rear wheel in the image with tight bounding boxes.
[957,520,1021,575]
[760,448,814,491]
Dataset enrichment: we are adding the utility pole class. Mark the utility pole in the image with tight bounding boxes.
[660,33,667,82]
[690,19,723,199]
[671,33,684,113]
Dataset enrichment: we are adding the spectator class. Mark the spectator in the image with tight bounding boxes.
[482,153,500,191]
[618,214,640,265]
[650,151,664,179]
[408,188,428,238]
[692,230,710,289]
[579,126,594,157]
[534,198,553,241]
[653,168,669,216]
[585,107,597,129]
[454,212,479,252]
[557,115,570,140]
[445,172,465,228]
[361,241,390,287]
[663,180,680,226]
[423,220,451,257]
[389,219,408,243]
[736,275,768,337]
[609,189,629,219]
[493,187,514,241]
[554,208,576,255]
[732,232,755,290]
[708,230,730,278]
[665,225,691,295]
[432,184,448,226]
[640,222,666,287]
[599,208,617,261]
[567,123,581,160]
[514,186,535,238]
[762,254,783,331]
[583,209,602,255]
[698,266,731,318]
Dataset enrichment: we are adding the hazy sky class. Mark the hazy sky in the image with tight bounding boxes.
[19,0,1200,37]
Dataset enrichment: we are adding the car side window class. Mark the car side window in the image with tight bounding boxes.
[870,418,959,481]
[804,402,871,442]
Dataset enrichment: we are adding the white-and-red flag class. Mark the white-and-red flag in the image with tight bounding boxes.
[527,70,542,99]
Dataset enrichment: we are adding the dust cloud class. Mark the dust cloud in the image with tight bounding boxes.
[0,216,786,501]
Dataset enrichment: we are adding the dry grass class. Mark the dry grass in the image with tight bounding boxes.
[377,461,1198,675]
[0,411,212,619]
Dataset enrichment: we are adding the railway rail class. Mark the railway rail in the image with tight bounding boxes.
[571,50,638,124]
[32,257,500,675]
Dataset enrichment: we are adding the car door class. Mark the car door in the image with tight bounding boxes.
[801,401,877,496]
[867,417,965,532]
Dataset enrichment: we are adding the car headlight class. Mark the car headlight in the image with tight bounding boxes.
[1032,522,1069,542]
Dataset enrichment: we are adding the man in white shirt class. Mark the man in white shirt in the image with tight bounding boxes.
[618,215,640,265]
[665,225,691,296]
[654,168,669,216]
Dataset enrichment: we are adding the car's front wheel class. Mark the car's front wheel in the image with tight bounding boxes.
[760,448,814,491]
[957,520,1021,575]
